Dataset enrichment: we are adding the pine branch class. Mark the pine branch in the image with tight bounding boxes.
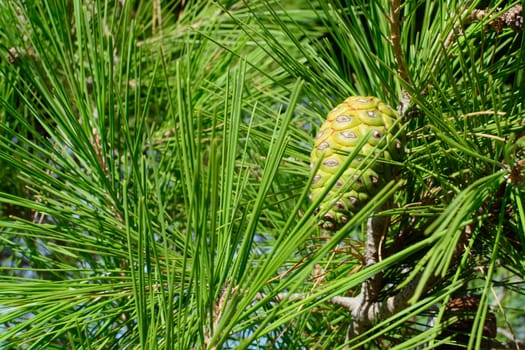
[445,4,523,48]
[388,0,413,117]
[346,214,389,337]
[388,0,410,85]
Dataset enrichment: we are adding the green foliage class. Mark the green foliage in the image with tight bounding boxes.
[0,0,524,349]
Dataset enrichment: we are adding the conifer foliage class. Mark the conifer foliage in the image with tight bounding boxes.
[0,1,524,349]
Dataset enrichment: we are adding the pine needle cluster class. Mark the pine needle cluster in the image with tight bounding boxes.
[0,1,524,349]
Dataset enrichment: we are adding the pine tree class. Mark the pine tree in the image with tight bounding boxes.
[0,1,524,349]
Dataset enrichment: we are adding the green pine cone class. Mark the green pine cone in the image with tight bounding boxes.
[310,96,404,231]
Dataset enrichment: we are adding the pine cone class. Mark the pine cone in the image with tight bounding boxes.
[310,96,404,231]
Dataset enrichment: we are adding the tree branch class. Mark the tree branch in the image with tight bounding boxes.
[388,1,413,118]
[328,272,425,323]
[445,5,523,49]
[345,214,389,337]
[388,0,411,85]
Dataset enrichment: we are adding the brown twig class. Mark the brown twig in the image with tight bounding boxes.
[477,4,523,33]
[388,0,411,85]
[445,5,523,49]
[388,1,414,118]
